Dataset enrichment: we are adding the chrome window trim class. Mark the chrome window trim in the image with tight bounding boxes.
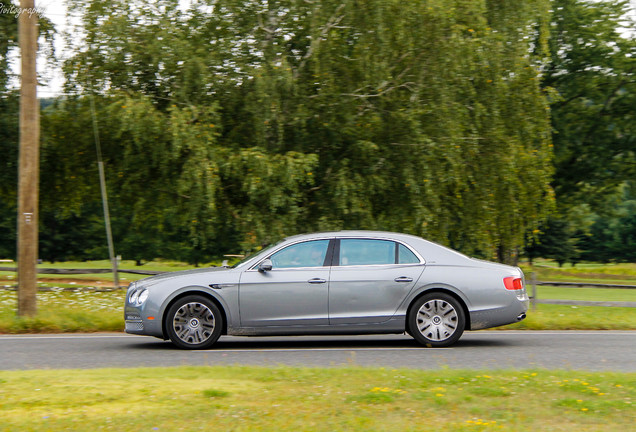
[331,262,423,269]
[246,235,426,271]
[250,265,331,272]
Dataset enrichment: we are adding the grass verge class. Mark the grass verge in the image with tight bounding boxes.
[0,289,124,333]
[1,288,635,333]
[535,286,636,302]
[522,260,636,285]
[0,366,634,431]
[505,304,636,330]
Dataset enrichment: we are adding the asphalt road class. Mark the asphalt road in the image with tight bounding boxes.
[1,331,635,371]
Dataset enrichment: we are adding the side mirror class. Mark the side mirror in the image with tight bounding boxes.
[258,259,273,272]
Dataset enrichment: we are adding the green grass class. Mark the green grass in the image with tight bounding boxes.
[1,288,634,333]
[522,260,636,285]
[506,304,636,330]
[0,289,125,333]
[0,366,634,431]
[534,286,636,302]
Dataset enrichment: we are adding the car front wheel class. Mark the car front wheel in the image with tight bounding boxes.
[408,292,465,347]
[165,295,223,350]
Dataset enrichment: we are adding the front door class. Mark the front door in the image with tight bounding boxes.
[239,239,332,327]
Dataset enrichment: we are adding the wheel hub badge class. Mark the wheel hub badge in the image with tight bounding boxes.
[432,316,442,325]
[189,318,200,328]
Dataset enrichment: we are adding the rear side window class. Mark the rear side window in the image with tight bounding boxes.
[398,244,420,264]
[340,239,395,266]
[338,239,422,266]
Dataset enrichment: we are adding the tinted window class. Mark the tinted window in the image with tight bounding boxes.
[270,240,330,269]
[398,244,420,264]
[340,239,395,266]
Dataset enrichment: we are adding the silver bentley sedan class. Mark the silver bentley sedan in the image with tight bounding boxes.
[125,231,528,349]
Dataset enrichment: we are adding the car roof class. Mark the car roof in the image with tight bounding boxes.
[284,230,422,242]
[280,230,470,264]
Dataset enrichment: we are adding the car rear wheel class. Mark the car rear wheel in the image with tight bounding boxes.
[408,292,465,347]
[165,295,223,350]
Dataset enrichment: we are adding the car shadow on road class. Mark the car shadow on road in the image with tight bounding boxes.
[123,334,514,350]
[453,338,514,348]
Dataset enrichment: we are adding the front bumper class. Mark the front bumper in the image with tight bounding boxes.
[124,304,164,337]
[124,283,163,337]
[124,310,144,333]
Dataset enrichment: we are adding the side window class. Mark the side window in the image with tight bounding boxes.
[398,244,420,264]
[340,239,395,266]
[269,240,330,269]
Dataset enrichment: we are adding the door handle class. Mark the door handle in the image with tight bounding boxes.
[394,276,413,283]
[308,278,327,284]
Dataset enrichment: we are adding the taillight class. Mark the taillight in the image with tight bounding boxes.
[503,276,524,291]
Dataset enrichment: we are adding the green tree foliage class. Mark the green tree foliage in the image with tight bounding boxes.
[0,1,18,93]
[526,216,579,266]
[529,0,636,264]
[545,0,635,206]
[578,183,636,263]
[7,0,555,264]
[0,88,18,258]
[0,2,20,259]
[0,2,55,259]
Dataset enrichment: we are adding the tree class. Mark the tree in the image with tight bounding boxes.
[544,0,635,206]
[0,2,20,259]
[0,1,55,261]
[529,0,636,263]
[577,182,636,263]
[35,0,556,264]
[526,216,579,266]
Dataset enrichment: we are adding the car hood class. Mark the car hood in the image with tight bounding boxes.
[134,266,232,288]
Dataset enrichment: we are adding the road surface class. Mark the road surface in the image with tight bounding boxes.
[2,331,634,371]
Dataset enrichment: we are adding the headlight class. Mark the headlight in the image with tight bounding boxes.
[129,290,140,304]
[137,289,149,305]
[128,288,148,306]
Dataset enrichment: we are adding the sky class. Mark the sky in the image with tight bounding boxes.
[35,0,72,97]
[3,0,70,96]
[20,0,195,96]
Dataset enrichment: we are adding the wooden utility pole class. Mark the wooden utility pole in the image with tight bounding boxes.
[17,0,39,316]
[89,96,120,289]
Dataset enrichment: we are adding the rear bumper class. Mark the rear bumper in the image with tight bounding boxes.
[469,297,529,330]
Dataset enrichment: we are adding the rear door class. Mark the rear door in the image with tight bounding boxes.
[328,238,425,324]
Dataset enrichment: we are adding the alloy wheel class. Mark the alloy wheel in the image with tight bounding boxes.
[172,302,216,345]
[416,299,459,342]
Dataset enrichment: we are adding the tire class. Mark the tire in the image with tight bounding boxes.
[165,295,223,350]
[408,292,465,347]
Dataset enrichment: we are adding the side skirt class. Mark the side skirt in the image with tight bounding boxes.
[229,317,406,336]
